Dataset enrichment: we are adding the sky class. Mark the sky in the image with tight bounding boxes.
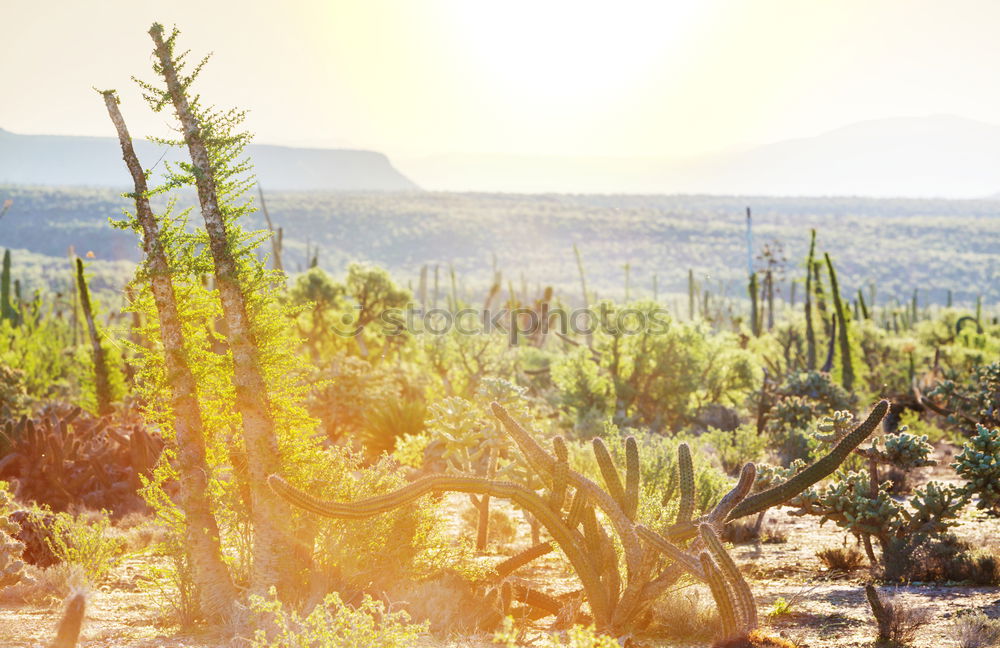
[4,0,1000,161]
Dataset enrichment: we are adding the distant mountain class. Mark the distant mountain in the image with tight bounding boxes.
[400,115,1000,198]
[0,128,418,192]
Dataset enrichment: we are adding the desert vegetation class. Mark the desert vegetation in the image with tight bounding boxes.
[1,22,1000,648]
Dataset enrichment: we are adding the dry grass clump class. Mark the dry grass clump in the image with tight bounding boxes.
[0,562,86,606]
[644,589,720,644]
[888,536,1000,584]
[950,612,1000,648]
[816,545,866,572]
[723,516,787,544]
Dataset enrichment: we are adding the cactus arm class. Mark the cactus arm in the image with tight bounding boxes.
[268,473,612,628]
[592,437,627,511]
[661,400,888,542]
[624,436,639,520]
[675,442,696,524]
[700,523,757,632]
[581,504,604,565]
[708,463,756,527]
[50,592,86,648]
[726,399,888,521]
[701,552,738,641]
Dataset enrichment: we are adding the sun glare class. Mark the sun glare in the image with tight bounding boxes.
[445,2,710,106]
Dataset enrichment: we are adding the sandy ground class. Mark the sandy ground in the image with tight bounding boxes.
[3,443,998,647]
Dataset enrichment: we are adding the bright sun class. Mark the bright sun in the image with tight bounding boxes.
[444,1,710,106]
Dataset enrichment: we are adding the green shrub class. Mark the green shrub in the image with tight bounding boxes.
[551,301,757,433]
[698,424,768,474]
[45,511,126,585]
[249,587,428,648]
[494,617,620,648]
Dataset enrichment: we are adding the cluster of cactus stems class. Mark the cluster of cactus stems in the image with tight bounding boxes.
[0,403,161,513]
[270,398,888,640]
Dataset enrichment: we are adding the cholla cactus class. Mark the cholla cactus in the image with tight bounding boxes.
[0,483,28,590]
[904,481,968,534]
[813,410,855,443]
[952,424,1000,512]
[881,432,936,468]
[816,471,902,539]
[424,379,546,549]
[858,429,936,469]
[929,363,1000,434]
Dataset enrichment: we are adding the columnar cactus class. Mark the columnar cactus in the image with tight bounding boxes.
[76,258,113,417]
[823,252,855,391]
[269,398,889,641]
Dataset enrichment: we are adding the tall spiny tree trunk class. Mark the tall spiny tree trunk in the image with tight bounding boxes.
[149,24,293,593]
[76,258,113,417]
[102,91,237,619]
